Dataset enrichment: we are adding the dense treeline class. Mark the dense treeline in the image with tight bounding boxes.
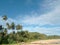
[0,30,60,44]
[0,15,60,44]
[47,35,60,39]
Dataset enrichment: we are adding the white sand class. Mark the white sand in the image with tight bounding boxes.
[21,39,60,45]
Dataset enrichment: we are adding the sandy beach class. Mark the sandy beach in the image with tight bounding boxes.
[21,39,60,45]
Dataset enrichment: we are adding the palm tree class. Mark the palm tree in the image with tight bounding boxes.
[11,22,15,30]
[10,22,15,34]
[6,23,11,29]
[2,15,7,21]
[16,24,22,30]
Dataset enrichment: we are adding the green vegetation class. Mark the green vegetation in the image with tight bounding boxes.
[47,35,60,39]
[0,15,60,44]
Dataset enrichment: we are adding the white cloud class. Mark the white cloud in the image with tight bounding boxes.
[20,5,60,35]
[21,5,60,26]
[18,0,60,35]
[18,0,60,26]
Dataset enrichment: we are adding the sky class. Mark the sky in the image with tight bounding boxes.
[0,0,60,35]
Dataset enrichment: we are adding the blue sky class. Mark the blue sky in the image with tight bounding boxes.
[0,0,60,35]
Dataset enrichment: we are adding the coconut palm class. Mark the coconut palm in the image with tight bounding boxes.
[11,22,15,30]
[2,15,7,21]
[16,24,22,30]
[6,23,11,29]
